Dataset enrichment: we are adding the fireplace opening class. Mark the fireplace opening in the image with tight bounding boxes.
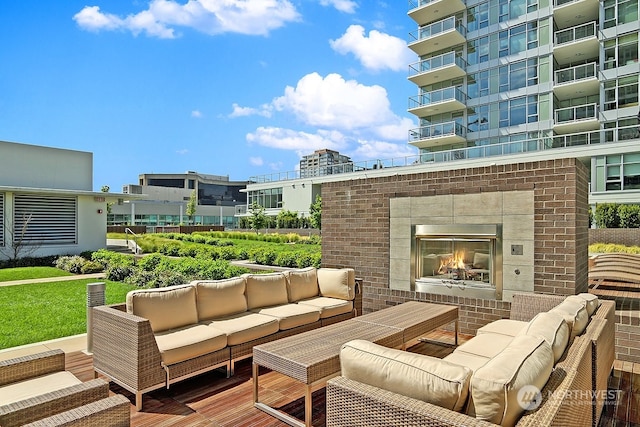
[411,224,503,299]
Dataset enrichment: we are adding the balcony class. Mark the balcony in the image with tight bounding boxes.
[553,102,599,134]
[408,52,466,87]
[408,87,467,118]
[554,62,599,100]
[553,0,600,30]
[408,121,467,149]
[408,0,466,26]
[553,22,599,66]
[408,16,467,57]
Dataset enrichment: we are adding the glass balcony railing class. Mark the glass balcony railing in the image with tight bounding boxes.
[408,0,440,10]
[409,121,467,142]
[408,87,467,109]
[409,16,466,43]
[554,22,596,46]
[555,103,598,123]
[248,125,639,184]
[555,62,597,85]
[408,52,467,78]
[555,0,579,6]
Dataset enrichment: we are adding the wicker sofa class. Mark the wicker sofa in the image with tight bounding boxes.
[92,267,361,410]
[327,292,615,427]
[0,349,130,427]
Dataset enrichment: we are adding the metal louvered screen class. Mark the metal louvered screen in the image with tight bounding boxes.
[0,193,4,246]
[13,194,77,244]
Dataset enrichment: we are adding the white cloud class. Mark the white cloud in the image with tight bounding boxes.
[319,0,357,13]
[249,157,264,166]
[247,127,346,153]
[229,103,272,118]
[351,139,417,161]
[272,72,394,131]
[73,0,301,38]
[191,110,203,118]
[330,25,415,72]
[176,149,189,155]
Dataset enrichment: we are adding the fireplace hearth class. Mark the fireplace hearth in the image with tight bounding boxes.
[411,224,503,299]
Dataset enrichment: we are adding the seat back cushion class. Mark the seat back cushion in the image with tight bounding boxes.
[194,277,247,320]
[317,268,355,300]
[243,273,289,310]
[470,335,554,427]
[126,284,198,332]
[285,267,319,302]
[565,293,599,316]
[341,339,472,412]
[549,299,589,337]
[516,311,570,363]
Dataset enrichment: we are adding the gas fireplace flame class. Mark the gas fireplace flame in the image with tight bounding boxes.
[439,250,467,273]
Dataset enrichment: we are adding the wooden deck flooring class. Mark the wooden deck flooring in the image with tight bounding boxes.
[63,330,640,427]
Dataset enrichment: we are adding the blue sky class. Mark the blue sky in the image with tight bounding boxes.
[0,0,418,191]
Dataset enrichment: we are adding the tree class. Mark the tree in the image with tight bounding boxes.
[186,190,197,225]
[4,213,41,266]
[101,185,114,214]
[310,194,321,230]
[248,202,267,234]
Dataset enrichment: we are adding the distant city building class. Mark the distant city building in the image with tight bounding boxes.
[299,149,353,178]
[110,172,248,228]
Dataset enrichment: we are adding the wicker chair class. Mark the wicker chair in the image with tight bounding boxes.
[0,349,130,427]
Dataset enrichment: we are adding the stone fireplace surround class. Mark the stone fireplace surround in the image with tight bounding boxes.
[320,159,590,336]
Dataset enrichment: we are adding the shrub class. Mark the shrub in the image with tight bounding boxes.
[106,265,134,282]
[595,203,621,228]
[619,204,640,228]
[137,253,164,271]
[54,255,87,274]
[275,252,298,268]
[80,261,104,274]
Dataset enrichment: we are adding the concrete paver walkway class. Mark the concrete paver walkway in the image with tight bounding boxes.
[0,272,106,287]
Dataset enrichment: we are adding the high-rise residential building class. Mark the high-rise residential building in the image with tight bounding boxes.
[407,0,640,205]
[299,149,353,178]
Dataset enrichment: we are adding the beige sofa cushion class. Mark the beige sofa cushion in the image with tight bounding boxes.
[0,371,81,406]
[297,297,353,318]
[317,268,355,300]
[194,277,247,320]
[126,284,198,332]
[341,340,472,412]
[154,324,228,365]
[251,303,320,330]
[470,335,554,427]
[453,333,514,359]
[243,273,289,310]
[566,293,599,316]
[476,319,527,337]
[516,311,570,363]
[443,351,491,373]
[285,267,319,302]
[550,299,589,337]
[206,312,279,346]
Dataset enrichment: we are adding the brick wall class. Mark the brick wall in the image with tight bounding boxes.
[615,311,640,363]
[590,228,640,246]
[321,159,589,335]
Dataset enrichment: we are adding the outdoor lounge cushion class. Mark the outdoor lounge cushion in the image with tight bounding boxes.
[317,268,356,300]
[194,277,247,320]
[476,319,527,337]
[0,371,81,406]
[443,351,491,373]
[452,333,514,359]
[469,335,554,427]
[243,273,289,310]
[550,299,589,337]
[284,267,319,302]
[340,340,472,412]
[516,311,570,363]
[126,284,198,333]
[297,297,353,318]
[206,312,279,346]
[251,303,320,330]
[565,293,600,316]
[154,324,228,365]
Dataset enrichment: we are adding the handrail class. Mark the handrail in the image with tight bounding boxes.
[124,227,140,255]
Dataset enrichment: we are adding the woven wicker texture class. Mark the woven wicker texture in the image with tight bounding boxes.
[20,394,130,427]
[509,293,565,322]
[0,349,65,387]
[253,318,404,384]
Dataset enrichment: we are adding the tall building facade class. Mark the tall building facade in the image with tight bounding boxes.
[299,149,353,178]
[407,0,640,205]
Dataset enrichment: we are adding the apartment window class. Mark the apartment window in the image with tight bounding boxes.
[467,2,489,32]
[499,96,538,127]
[467,106,489,132]
[13,195,77,244]
[248,188,282,209]
[606,155,623,190]
[604,0,639,29]
[604,33,639,69]
[604,75,639,110]
[527,0,538,13]
[499,0,509,22]
[0,193,3,246]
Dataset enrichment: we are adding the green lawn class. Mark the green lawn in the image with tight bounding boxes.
[0,267,72,282]
[0,279,137,349]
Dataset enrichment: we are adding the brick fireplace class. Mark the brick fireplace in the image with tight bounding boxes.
[320,159,590,335]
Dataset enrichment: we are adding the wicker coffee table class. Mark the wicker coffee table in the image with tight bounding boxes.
[252,301,459,427]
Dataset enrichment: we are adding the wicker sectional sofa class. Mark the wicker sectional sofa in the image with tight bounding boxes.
[92,267,361,410]
[327,292,615,427]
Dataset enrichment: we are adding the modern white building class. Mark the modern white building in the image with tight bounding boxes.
[0,140,137,261]
[244,0,640,217]
[111,172,248,228]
